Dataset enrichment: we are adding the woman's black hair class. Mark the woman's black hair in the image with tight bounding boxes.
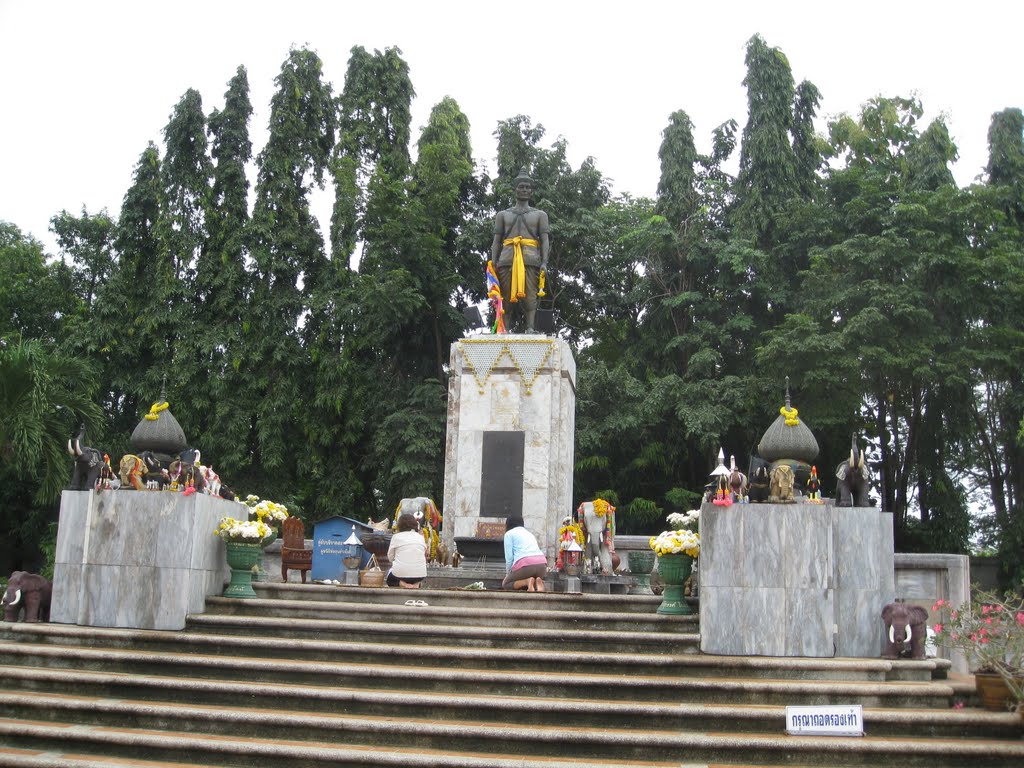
[505,515,524,531]
[396,513,419,533]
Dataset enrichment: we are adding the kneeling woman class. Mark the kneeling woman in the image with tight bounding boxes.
[386,513,427,588]
[502,516,548,592]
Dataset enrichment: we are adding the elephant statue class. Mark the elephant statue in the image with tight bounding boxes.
[579,500,616,575]
[166,459,205,493]
[881,602,929,660]
[138,451,170,489]
[728,455,748,503]
[67,425,103,491]
[119,454,147,490]
[835,435,872,507]
[769,464,796,503]
[2,571,52,622]
[747,465,770,503]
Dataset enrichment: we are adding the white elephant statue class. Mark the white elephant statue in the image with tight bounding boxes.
[579,500,617,575]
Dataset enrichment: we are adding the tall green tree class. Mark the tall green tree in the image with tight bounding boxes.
[189,66,254,482]
[0,337,103,571]
[49,208,116,310]
[157,88,214,451]
[331,45,414,260]
[77,143,167,452]
[246,48,336,500]
[968,108,1024,583]
[1,223,77,343]
[734,34,798,247]
[159,89,212,283]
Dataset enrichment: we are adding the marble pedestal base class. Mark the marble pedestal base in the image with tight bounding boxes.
[442,336,576,560]
[699,502,894,657]
[51,490,233,630]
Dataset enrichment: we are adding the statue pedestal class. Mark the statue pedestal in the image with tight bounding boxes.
[51,490,232,630]
[699,502,894,657]
[442,336,576,561]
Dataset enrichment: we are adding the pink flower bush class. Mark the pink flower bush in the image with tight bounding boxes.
[931,589,1024,707]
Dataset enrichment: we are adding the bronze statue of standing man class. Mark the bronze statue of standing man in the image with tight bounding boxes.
[490,168,550,333]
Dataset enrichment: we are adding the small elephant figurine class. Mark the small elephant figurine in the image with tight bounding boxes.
[67,425,103,491]
[769,464,796,503]
[836,435,872,507]
[2,571,52,622]
[881,601,928,659]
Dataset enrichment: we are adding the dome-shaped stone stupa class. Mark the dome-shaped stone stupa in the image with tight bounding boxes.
[130,385,187,462]
[756,378,819,492]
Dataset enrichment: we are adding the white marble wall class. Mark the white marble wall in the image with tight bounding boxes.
[51,490,233,630]
[442,337,576,559]
[700,502,894,658]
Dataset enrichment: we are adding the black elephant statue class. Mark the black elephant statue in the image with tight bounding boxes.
[66,425,103,491]
[881,601,928,660]
[835,435,872,507]
[748,466,770,503]
[136,451,171,489]
[2,571,52,622]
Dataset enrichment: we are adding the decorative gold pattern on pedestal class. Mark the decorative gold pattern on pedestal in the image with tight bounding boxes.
[460,338,555,395]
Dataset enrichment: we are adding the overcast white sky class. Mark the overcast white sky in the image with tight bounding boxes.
[2,1,1022,256]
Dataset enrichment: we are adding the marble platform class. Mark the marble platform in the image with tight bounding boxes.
[699,501,894,658]
[51,490,233,630]
[442,336,576,560]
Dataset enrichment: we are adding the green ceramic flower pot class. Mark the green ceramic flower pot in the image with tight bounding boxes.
[223,541,263,598]
[656,552,693,615]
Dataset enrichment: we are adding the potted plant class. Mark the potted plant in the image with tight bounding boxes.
[930,588,1024,711]
[214,516,275,598]
[649,510,700,616]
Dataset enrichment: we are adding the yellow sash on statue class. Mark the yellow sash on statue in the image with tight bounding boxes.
[502,236,538,302]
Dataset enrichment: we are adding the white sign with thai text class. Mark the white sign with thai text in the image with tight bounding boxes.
[785,705,864,736]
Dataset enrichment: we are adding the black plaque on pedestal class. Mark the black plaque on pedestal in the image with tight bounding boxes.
[480,431,524,519]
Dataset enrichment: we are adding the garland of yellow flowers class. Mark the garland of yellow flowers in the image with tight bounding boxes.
[422,527,440,560]
[592,498,615,517]
[144,401,170,421]
[780,405,799,427]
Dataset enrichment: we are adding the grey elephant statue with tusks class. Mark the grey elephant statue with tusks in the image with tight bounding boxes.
[2,571,52,622]
[881,602,928,660]
[835,435,872,507]
[67,424,104,491]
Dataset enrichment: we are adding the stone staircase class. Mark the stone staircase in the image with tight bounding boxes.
[0,582,1021,767]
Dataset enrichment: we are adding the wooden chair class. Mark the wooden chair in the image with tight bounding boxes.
[281,516,312,583]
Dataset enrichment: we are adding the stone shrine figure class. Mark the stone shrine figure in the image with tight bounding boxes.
[490,168,550,333]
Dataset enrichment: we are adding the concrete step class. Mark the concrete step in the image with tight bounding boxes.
[184,612,702,654]
[1,711,1022,768]
[0,644,960,708]
[0,622,944,683]
[202,594,694,633]
[253,581,670,613]
[0,675,1013,740]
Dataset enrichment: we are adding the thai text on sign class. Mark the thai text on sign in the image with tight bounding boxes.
[784,705,864,736]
